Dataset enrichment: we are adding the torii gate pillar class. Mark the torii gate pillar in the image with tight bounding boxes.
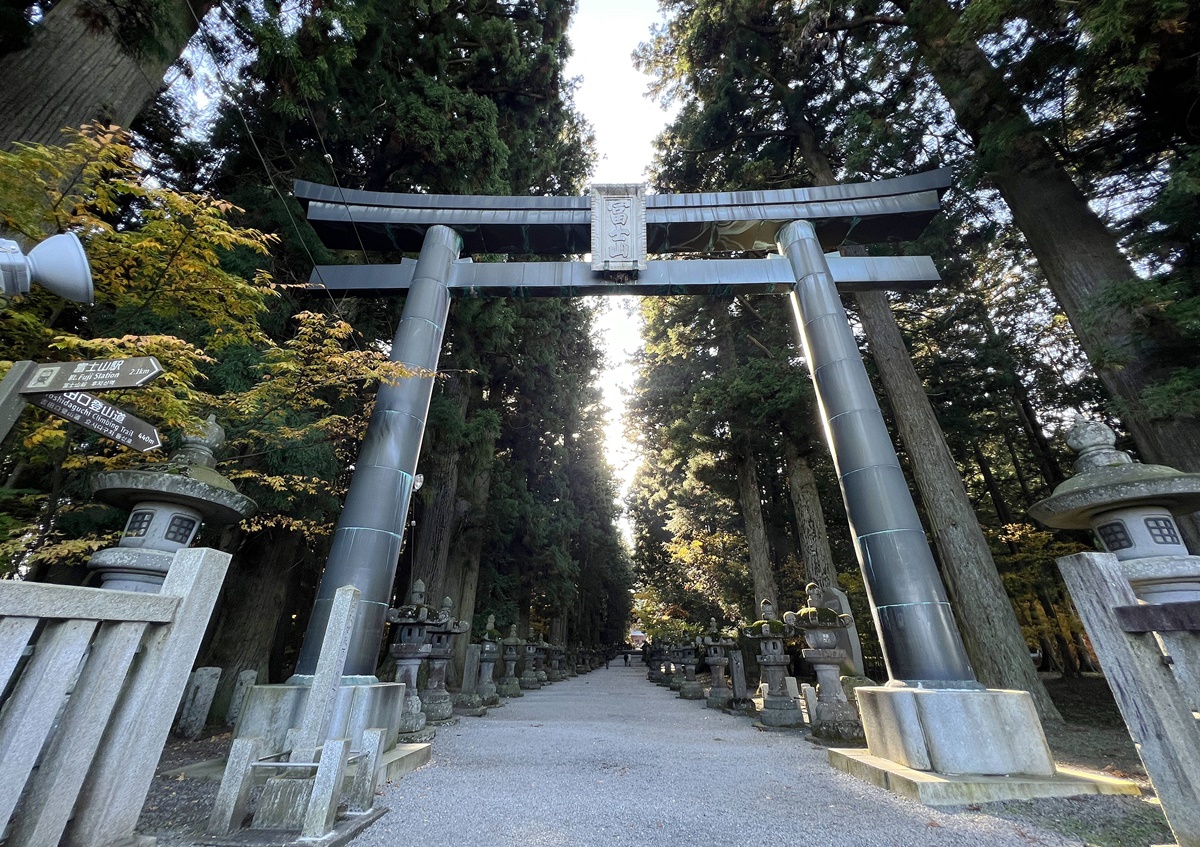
[294,225,461,678]
[779,220,974,684]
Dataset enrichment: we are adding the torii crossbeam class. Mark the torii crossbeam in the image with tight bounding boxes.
[291,170,976,693]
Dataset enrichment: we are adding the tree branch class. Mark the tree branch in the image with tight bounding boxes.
[823,15,905,32]
[680,128,800,155]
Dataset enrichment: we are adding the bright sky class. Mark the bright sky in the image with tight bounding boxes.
[564,0,676,512]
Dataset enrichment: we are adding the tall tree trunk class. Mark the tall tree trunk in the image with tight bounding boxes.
[717,308,780,608]
[976,308,1064,490]
[201,527,307,722]
[445,446,493,686]
[971,440,1013,525]
[732,443,779,609]
[411,376,468,602]
[1011,380,1066,490]
[781,432,837,591]
[0,0,211,148]
[856,289,1062,720]
[1002,429,1033,503]
[894,0,1200,481]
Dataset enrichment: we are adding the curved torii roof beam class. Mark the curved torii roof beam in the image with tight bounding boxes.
[293,169,950,256]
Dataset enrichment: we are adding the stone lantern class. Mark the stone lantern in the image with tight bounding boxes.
[421,595,470,723]
[497,625,523,698]
[677,641,704,700]
[701,619,736,710]
[1030,416,1200,604]
[534,632,551,684]
[742,598,803,728]
[476,614,502,707]
[785,583,864,742]
[88,416,255,592]
[646,643,665,683]
[668,644,688,692]
[546,641,565,682]
[520,630,542,690]
[387,580,433,739]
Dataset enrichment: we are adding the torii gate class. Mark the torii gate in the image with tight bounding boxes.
[288,172,1056,787]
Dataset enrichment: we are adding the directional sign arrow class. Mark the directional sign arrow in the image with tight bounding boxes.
[20,356,164,394]
[27,390,162,452]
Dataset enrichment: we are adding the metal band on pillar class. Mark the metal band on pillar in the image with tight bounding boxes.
[294,224,462,677]
[777,220,976,685]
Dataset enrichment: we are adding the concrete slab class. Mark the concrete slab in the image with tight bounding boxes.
[379,743,431,783]
[828,748,1141,806]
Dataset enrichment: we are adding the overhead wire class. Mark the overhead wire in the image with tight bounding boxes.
[293,83,373,267]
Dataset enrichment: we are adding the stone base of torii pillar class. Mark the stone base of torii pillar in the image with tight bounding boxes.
[828,686,1140,805]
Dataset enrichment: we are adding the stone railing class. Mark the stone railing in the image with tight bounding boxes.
[0,547,229,847]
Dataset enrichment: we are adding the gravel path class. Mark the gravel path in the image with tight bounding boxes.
[351,665,1091,847]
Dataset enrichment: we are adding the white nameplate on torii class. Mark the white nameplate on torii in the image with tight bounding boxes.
[590,184,647,274]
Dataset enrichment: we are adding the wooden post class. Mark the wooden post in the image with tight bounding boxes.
[1057,552,1200,847]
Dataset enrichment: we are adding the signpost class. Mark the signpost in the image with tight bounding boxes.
[20,357,163,394]
[25,390,162,452]
[0,357,163,450]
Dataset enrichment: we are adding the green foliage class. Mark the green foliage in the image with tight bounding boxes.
[0,126,403,574]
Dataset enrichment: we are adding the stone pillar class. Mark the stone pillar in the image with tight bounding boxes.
[176,667,221,740]
[534,634,550,684]
[478,648,500,706]
[727,649,754,716]
[647,644,664,683]
[781,222,1059,783]
[779,220,974,686]
[296,225,462,678]
[225,669,258,726]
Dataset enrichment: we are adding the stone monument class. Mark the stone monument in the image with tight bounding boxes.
[475,614,502,707]
[520,630,542,690]
[534,632,551,684]
[677,641,704,701]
